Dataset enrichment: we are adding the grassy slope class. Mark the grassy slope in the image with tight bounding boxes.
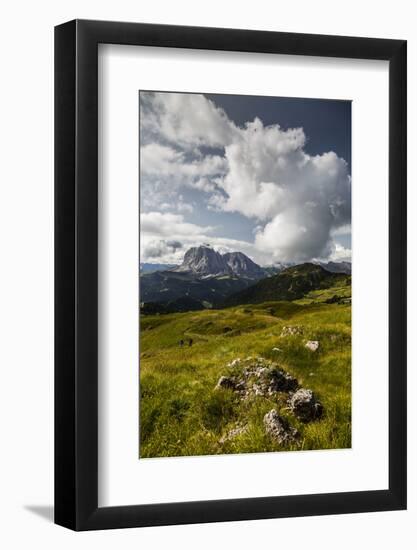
[294,279,352,305]
[222,263,350,307]
[140,287,351,458]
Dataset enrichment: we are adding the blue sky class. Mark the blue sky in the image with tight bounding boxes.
[140,91,351,266]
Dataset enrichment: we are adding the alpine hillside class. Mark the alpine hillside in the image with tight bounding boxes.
[222,263,351,307]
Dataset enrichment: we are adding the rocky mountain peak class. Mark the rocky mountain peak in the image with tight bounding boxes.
[223,251,265,279]
[176,246,226,276]
[173,246,265,279]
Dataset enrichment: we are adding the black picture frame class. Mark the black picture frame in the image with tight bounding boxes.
[55,19,407,531]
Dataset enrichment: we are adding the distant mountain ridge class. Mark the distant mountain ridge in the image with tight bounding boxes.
[316,261,351,275]
[264,261,351,276]
[172,245,266,279]
[140,246,352,314]
[140,262,178,274]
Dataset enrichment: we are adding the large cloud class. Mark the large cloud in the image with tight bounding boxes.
[140,91,237,148]
[140,93,351,263]
[140,143,227,195]
[141,212,214,237]
[212,118,351,261]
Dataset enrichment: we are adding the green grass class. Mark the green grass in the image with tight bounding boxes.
[139,298,351,458]
[294,279,351,305]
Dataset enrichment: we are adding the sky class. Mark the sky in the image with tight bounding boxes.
[139,91,351,266]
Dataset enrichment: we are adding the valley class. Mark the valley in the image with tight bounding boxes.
[140,245,351,314]
[139,250,352,458]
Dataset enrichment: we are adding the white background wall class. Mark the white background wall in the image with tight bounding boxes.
[0,1,415,548]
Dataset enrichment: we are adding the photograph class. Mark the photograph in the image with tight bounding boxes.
[0,0,410,542]
[139,91,352,458]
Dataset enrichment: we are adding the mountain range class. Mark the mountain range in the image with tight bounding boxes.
[140,246,351,313]
[140,247,263,312]
[140,262,177,274]
[316,261,351,275]
[140,256,351,277]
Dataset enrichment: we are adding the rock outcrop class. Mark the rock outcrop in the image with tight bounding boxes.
[215,356,325,446]
[219,423,248,444]
[263,410,299,445]
[215,357,298,398]
[287,388,323,422]
[215,376,236,391]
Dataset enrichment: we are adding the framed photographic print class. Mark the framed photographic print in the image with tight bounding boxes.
[55,20,407,530]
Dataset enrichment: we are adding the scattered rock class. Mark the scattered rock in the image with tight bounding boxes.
[251,383,264,396]
[305,340,319,352]
[281,325,303,337]
[263,410,299,445]
[235,381,246,392]
[219,423,248,444]
[254,366,268,378]
[215,356,325,437]
[215,376,236,390]
[267,368,299,393]
[287,389,323,422]
[220,357,300,399]
[246,363,298,398]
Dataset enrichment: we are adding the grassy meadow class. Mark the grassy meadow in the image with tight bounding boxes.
[139,280,351,458]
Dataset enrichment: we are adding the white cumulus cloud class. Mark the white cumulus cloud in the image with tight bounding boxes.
[140,91,237,148]
[212,119,351,261]
[140,92,351,264]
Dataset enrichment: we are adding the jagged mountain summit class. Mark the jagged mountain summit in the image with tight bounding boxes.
[174,246,227,277]
[172,245,266,279]
[223,251,266,279]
